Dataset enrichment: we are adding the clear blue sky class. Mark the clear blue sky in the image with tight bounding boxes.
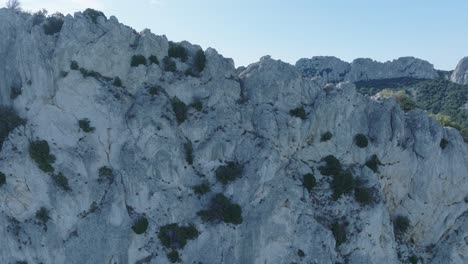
[18,0,468,70]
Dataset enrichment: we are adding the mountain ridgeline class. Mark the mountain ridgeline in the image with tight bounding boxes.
[0,8,467,264]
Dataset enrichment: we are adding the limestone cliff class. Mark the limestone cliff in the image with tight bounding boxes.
[0,8,467,264]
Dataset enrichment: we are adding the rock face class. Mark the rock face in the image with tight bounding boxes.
[296,56,439,83]
[0,8,467,264]
[451,57,468,84]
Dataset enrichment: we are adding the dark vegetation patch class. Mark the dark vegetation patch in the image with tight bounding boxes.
[158,223,199,249]
[132,216,149,235]
[194,49,206,73]
[43,13,64,35]
[0,106,25,151]
[78,119,95,133]
[184,141,193,165]
[98,166,114,184]
[35,207,50,224]
[113,77,122,87]
[83,8,106,23]
[215,162,243,185]
[148,55,159,65]
[10,85,22,100]
[320,131,332,142]
[51,172,71,191]
[192,181,210,196]
[331,170,354,200]
[190,99,203,112]
[149,85,162,96]
[289,106,307,120]
[318,155,342,177]
[302,173,316,193]
[354,134,369,148]
[197,193,243,225]
[168,42,188,62]
[439,138,449,150]
[331,221,347,247]
[131,55,147,67]
[163,57,177,72]
[393,215,411,237]
[171,97,188,124]
[29,140,56,173]
[0,171,6,187]
[70,61,79,70]
[365,154,381,173]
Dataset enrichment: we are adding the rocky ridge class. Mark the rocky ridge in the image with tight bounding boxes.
[0,8,467,264]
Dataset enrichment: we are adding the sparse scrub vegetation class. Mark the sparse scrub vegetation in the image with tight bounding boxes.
[192,181,210,196]
[289,106,307,120]
[184,141,193,165]
[190,99,203,112]
[331,169,355,200]
[78,119,95,133]
[131,55,147,67]
[354,185,375,205]
[43,13,64,35]
[158,223,199,249]
[379,89,419,112]
[163,56,177,72]
[10,85,22,99]
[35,207,50,224]
[132,216,149,235]
[113,77,122,87]
[70,61,79,70]
[194,49,206,73]
[98,166,114,184]
[197,193,243,225]
[149,85,162,96]
[320,131,332,142]
[29,140,56,173]
[394,215,410,237]
[303,173,316,193]
[149,55,159,65]
[0,171,6,187]
[167,250,180,263]
[318,155,342,177]
[439,138,449,150]
[365,154,381,173]
[331,221,347,247]
[171,97,188,124]
[168,42,188,62]
[354,133,369,148]
[83,8,106,23]
[51,172,71,191]
[0,106,25,151]
[215,162,243,185]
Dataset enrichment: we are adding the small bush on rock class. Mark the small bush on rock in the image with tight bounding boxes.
[113,77,122,87]
[167,250,180,263]
[215,162,243,185]
[78,119,95,133]
[190,99,203,112]
[320,131,332,142]
[29,140,56,173]
[83,8,106,23]
[331,170,354,200]
[197,193,243,225]
[35,207,50,224]
[408,255,418,264]
[131,55,147,67]
[70,61,79,70]
[98,166,114,184]
[0,106,25,151]
[158,223,199,249]
[149,55,159,65]
[32,9,48,26]
[194,49,206,73]
[184,141,193,165]
[365,154,381,173]
[132,216,149,235]
[394,215,410,236]
[168,42,188,62]
[171,97,188,124]
[318,155,342,177]
[149,85,162,96]
[440,138,449,150]
[303,173,316,193]
[354,186,375,205]
[289,106,307,120]
[354,134,369,148]
[43,13,64,35]
[0,171,6,187]
[52,172,71,191]
[297,249,305,258]
[163,57,177,72]
[10,85,22,100]
[331,221,347,247]
[192,181,210,196]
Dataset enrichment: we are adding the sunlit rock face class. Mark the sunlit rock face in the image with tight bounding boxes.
[451,57,468,84]
[0,8,467,264]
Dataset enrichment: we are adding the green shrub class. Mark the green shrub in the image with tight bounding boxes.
[379,89,419,112]
[167,250,180,263]
[98,166,114,184]
[289,106,307,120]
[131,55,147,67]
[394,215,410,236]
[318,155,342,177]
[354,134,368,148]
[158,223,199,249]
[168,42,188,62]
[184,68,197,77]
[163,57,177,72]
[113,77,122,87]
[83,8,106,23]
[354,186,375,205]
[0,106,25,151]
[331,170,354,200]
[303,173,316,193]
[215,162,243,185]
[149,55,159,65]
[365,154,381,173]
[194,49,206,73]
[43,13,64,35]
[10,85,22,100]
[408,255,418,264]
[0,171,6,187]
[331,221,347,247]
[149,86,162,96]
[190,99,203,112]
[320,131,332,142]
[197,193,243,225]
[440,138,449,150]
[184,141,193,165]
[78,119,95,133]
[32,9,47,26]
[52,172,71,191]
[192,181,210,196]
[70,61,79,70]
[132,216,149,235]
[35,207,50,224]
[171,97,188,124]
[29,140,56,173]
[60,71,68,78]
[297,249,305,258]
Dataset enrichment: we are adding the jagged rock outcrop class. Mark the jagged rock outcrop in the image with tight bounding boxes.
[451,57,468,84]
[296,56,439,83]
[0,8,467,264]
